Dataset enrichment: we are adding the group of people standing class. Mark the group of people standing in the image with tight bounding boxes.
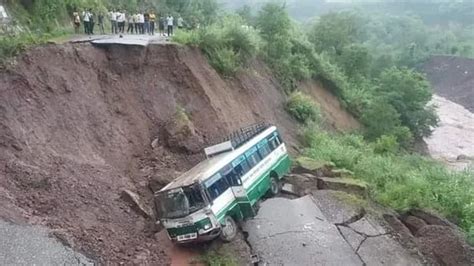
[73,9,184,37]
[73,10,105,35]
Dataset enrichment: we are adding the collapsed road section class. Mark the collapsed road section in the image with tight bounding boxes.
[242,194,422,266]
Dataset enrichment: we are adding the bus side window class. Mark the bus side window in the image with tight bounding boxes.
[221,164,241,187]
[245,146,262,168]
[267,131,282,151]
[257,139,271,158]
[232,156,251,179]
[207,175,230,200]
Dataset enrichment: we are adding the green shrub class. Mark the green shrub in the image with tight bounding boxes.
[172,30,200,45]
[373,135,399,154]
[286,91,321,124]
[0,33,46,61]
[174,15,261,76]
[208,47,240,77]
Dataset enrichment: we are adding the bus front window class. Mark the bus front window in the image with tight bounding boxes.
[183,185,206,213]
[155,185,206,219]
[155,189,190,219]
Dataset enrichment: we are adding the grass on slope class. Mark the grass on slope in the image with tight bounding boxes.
[302,126,474,244]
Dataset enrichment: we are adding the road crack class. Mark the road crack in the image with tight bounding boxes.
[336,225,367,265]
[334,209,366,227]
[257,230,311,240]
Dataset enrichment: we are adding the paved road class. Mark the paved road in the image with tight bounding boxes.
[0,220,94,265]
[243,196,363,265]
[70,34,168,46]
[243,195,421,266]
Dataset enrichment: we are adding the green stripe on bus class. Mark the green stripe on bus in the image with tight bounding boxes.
[215,154,291,221]
[245,154,291,204]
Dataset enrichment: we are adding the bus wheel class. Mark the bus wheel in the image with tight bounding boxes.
[220,216,237,242]
[269,177,280,196]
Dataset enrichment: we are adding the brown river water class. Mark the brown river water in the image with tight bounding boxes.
[425,95,474,170]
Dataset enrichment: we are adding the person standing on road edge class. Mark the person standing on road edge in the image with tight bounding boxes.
[134,12,139,34]
[144,11,150,34]
[73,11,81,34]
[138,12,145,34]
[82,10,91,34]
[97,12,105,34]
[118,10,125,33]
[127,12,134,34]
[110,9,117,34]
[159,15,165,36]
[149,11,156,35]
[166,14,174,37]
[89,10,95,34]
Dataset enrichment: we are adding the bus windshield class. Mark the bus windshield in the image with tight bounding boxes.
[155,185,206,219]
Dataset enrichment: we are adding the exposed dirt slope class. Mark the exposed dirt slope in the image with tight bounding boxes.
[0,42,294,263]
[300,81,360,131]
[0,42,359,263]
[422,55,474,112]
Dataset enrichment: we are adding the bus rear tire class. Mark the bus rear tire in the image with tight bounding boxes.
[269,177,280,196]
[220,216,237,242]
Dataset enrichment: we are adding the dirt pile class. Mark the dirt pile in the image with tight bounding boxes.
[0,42,303,263]
[422,55,474,112]
[387,209,474,265]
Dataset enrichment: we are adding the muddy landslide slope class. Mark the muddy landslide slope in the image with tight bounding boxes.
[0,42,307,263]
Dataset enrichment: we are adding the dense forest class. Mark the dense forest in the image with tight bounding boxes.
[1,0,473,244]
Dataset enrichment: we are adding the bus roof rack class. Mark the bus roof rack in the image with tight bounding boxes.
[204,122,270,158]
[225,122,269,148]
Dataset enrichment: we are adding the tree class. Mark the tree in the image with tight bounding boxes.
[376,67,438,138]
[309,12,364,55]
[337,44,371,80]
[236,4,253,25]
[256,2,291,43]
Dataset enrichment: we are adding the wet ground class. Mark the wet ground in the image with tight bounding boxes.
[425,95,474,170]
[242,194,421,265]
[0,220,94,265]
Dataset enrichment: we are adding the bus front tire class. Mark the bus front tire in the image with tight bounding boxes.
[220,216,237,242]
[269,177,280,196]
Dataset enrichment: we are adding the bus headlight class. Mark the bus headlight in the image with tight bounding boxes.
[204,223,211,230]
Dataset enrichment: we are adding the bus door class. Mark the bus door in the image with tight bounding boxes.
[224,156,255,218]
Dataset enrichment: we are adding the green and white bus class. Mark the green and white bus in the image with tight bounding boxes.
[154,124,291,243]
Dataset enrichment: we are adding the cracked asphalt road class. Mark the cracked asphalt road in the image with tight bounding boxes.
[0,220,94,265]
[242,195,421,265]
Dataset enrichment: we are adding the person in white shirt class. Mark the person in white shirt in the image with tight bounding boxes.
[82,10,91,35]
[166,15,174,36]
[116,11,125,33]
[138,12,145,34]
[109,9,117,34]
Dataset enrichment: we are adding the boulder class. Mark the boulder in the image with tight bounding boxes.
[121,189,154,219]
[292,157,335,177]
[163,108,203,153]
[281,183,299,196]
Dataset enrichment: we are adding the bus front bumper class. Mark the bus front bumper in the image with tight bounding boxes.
[169,227,221,244]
